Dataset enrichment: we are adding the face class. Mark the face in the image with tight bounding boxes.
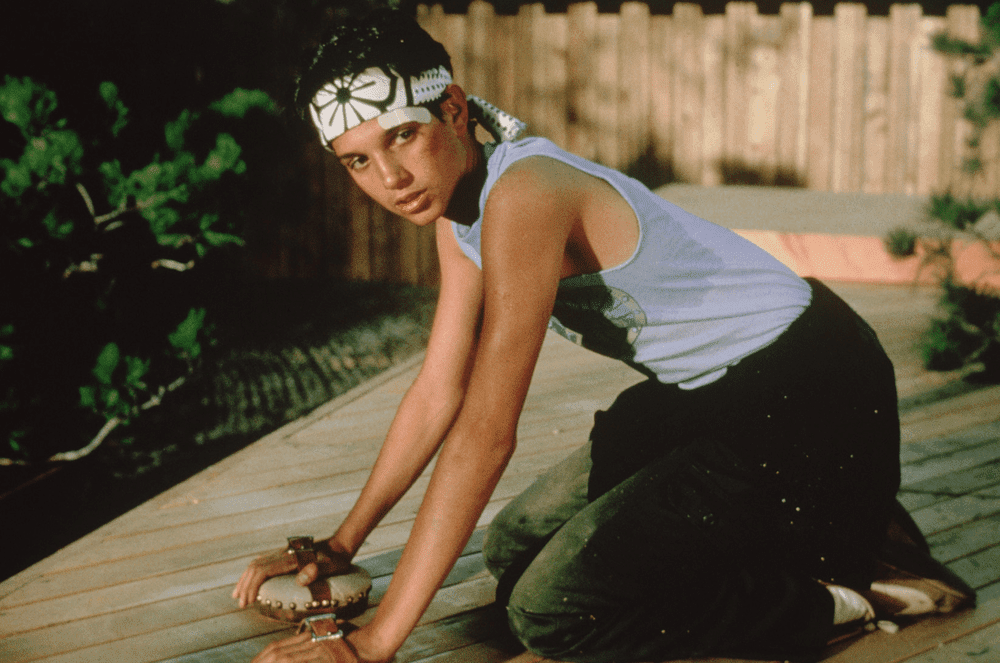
[331,91,473,226]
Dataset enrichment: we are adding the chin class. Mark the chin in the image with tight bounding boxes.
[404,207,442,227]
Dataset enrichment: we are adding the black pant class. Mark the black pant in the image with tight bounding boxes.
[486,279,901,661]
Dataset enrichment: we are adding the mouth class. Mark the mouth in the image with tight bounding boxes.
[395,190,429,215]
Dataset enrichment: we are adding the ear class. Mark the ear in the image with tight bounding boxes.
[439,84,470,137]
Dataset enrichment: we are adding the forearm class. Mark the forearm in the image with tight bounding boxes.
[357,418,515,657]
[330,379,463,557]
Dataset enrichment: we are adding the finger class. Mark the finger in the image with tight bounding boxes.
[251,633,313,662]
[234,569,253,606]
[279,635,333,662]
[239,568,270,608]
[233,570,246,600]
[297,562,319,585]
[235,568,259,607]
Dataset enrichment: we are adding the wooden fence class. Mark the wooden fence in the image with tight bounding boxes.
[287,1,988,285]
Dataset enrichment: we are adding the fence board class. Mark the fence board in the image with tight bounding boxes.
[777,3,812,186]
[887,5,919,194]
[618,2,650,170]
[808,16,836,191]
[566,2,599,162]
[917,16,948,196]
[280,4,995,284]
[534,14,567,148]
[750,14,781,183]
[864,17,889,194]
[648,14,673,174]
[464,1,495,100]
[724,2,756,180]
[596,13,621,168]
[672,3,705,183]
[702,15,726,186]
[832,3,867,192]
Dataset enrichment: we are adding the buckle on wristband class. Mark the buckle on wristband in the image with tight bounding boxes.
[286,535,316,556]
[299,613,343,642]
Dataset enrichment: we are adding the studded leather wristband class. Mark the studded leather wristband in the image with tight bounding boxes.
[299,613,343,641]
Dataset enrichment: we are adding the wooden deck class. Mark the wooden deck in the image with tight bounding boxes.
[3,281,1000,663]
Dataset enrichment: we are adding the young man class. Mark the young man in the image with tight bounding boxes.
[235,10,972,663]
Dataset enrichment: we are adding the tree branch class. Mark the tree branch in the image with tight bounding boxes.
[151,259,196,272]
[0,375,189,467]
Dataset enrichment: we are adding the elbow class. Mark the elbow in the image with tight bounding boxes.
[449,416,518,470]
[410,374,466,423]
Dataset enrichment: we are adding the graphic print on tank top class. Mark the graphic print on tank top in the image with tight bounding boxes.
[548,282,647,362]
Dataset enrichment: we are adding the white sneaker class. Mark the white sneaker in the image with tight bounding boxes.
[826,584,875,625]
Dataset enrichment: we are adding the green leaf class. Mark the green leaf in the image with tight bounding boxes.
[195,133,243,182]
[1,75,57,132]
[93,342,121,385]
[2,162,33,198]
[203,230,245,247]
[42,210,73,239]
[124,355,150,388]
[985,78,1000,118]
[199,212,219,231]
[209,88,277,118]
[99,159,127,207]
[165,109,195,152]
[168,308,206,358]
[99,81,129,136]
[148,206,182,236]
[101,387,120,411]
[0,345,13,361]
[79,385,97,409]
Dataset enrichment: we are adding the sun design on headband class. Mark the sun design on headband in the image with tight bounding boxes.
[310,66,404,142]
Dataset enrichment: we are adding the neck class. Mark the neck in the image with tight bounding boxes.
[445,140,487,227]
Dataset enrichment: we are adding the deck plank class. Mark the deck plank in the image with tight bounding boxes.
[820,600,1000,663]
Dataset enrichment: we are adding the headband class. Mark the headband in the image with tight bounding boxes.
[309,65,526,150]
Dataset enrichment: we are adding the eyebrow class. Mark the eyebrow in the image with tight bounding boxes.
[334,123,416,162]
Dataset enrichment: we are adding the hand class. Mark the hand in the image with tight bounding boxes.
[233,539,354,609]
[250,632,360,663]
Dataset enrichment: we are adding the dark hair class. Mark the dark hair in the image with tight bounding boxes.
[293,8,453,123]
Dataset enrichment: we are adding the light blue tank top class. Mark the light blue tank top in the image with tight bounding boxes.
[451,137,811,388]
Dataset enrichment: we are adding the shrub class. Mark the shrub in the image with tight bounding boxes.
[1,76,276,466]
[887,4,1000,380]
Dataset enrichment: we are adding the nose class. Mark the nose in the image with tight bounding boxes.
[374,155,409,190]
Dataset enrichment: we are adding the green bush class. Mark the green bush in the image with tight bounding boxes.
[1,76,277,465]
[887,4,1000,380]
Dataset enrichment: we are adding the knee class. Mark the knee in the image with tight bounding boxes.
[507,605,594,660]
[505,584,596,661]
[482,508,520,579]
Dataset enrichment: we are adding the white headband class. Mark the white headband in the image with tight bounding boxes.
[310,65,527,150]
[310,65,451,147]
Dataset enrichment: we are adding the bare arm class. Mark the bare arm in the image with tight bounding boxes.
[350,159,583,661]
[234,218,483,607]
[328,218,485,558]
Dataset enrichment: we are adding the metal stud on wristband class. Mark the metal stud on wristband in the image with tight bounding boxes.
[286,535,318,566]
[299,613,344,642]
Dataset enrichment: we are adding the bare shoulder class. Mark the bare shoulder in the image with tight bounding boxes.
[487,154,639,276]
[485,155,592,217]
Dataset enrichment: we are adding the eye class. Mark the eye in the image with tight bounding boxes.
[394,127,416,143]
[346,156,368,171]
